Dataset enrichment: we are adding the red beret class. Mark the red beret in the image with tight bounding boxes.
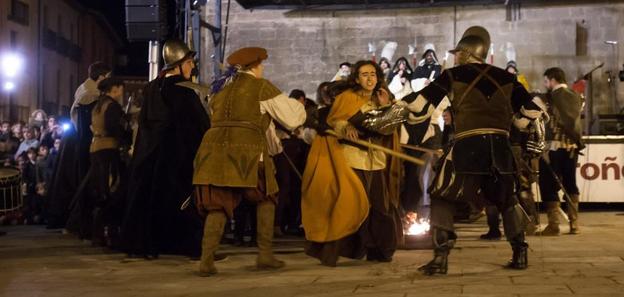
[226,47,268,67]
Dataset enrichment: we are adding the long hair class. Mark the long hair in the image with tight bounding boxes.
[378,57,391,69]
[316,81,333,106]
[344,60,392,105]
[390,57,413,74]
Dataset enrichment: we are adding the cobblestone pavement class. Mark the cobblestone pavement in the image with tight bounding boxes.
[1,211,624,297]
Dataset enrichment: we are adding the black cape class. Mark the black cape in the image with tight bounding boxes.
[45,103,95,229]
[121,75,210,257]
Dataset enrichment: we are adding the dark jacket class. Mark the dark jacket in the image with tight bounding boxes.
[546,86,583,144]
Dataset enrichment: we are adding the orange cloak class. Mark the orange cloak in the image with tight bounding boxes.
[301,90,370,243]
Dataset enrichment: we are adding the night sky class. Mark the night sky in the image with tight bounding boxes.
[76,0,179,77]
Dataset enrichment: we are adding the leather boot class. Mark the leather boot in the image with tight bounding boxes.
[419,228,455,275]
[506,233,528,269]
[199,211,226,277]
[535,202,560,236]
[256,202,285,270]
[567,194,580,234]
[480,206,502,240]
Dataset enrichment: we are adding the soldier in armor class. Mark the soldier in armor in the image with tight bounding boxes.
[193,47,306,276]
[480,94,548,239]
[400,26,545,275]
[121,40,210,258]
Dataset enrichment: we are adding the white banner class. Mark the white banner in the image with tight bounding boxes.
[576,137,624,202]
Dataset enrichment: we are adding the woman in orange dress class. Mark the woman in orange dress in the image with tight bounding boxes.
[302,61,403,266]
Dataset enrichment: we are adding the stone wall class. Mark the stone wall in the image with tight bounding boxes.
[200,1,624,116]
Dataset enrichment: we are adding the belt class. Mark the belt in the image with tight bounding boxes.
[455,128,509,141]
[211,121,263,133]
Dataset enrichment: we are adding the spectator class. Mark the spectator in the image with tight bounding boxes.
[32,126,41,143]
[0,121,10,141]
[388,70,413,100]
[21,126,29,140]
[47,138,61,170]
[11,123,23,142]
[0,121,15,162]
[331,62,352,81]
[15,127,40,160]
[36,145,52,197]
[22,148,42,224]
[387,57,414,83]
[40,116,62,149]
[29,109,48,130]
[378,57,392,80]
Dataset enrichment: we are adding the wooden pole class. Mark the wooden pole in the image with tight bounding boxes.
[401,143,443,156]
[325,130,426,166]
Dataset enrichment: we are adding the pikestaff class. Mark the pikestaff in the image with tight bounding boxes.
[324,130,425,166]
[401,143,443,156]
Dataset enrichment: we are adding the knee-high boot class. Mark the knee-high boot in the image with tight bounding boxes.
[256,202,285,270]
[535,201,560,236]
[567,194,580,234]
[199,211,226,277]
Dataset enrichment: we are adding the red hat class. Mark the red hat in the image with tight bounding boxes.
[226,47,268,68]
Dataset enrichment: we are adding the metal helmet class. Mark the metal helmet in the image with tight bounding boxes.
[449,26,491,61]
[162,39,196,70]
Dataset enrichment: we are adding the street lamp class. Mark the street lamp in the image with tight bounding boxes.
[3,81,15,91]
[1,52,24,121]
[1,53,24,79]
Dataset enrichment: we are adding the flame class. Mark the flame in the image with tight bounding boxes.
[407,219,430,235]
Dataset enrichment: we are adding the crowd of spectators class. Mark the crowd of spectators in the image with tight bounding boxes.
[0,110,64,224]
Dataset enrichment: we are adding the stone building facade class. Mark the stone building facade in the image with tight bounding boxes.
[200,1,624,127]
[0,0,121,122]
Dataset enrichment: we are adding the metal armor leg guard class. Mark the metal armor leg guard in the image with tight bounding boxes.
[506,232,528,269]
[418,228,456,275]
[502,204,529,241]
[502,205,529,269]
[518,191,539,235]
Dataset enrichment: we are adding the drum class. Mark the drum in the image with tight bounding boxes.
[0,167,22,215]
